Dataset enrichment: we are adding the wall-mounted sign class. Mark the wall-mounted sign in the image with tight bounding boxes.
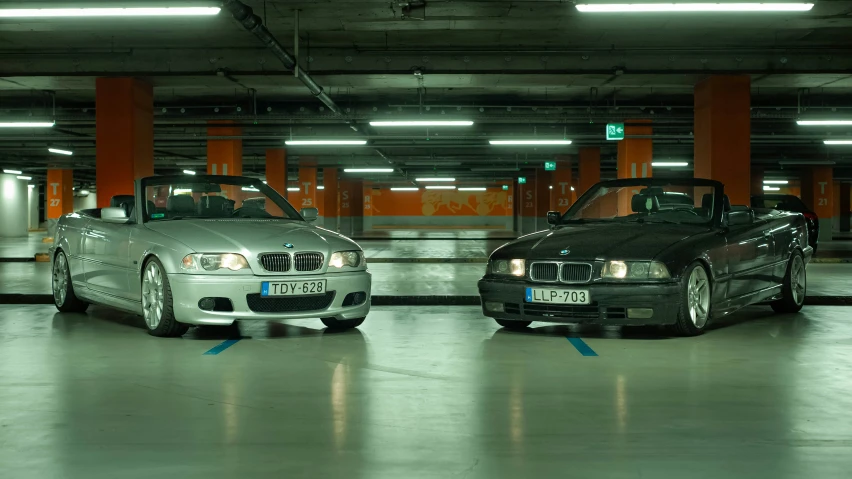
[606,123,625,141]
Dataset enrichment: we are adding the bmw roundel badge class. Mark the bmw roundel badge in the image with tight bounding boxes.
[283,243,294,249]
[559,248,570,256]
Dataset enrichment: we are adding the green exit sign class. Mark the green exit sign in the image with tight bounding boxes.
[518,177,527,184]
[544,161,556,171]
[607,123,625,141]
[502,185,509,191]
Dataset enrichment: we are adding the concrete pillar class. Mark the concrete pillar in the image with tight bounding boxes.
[0,174,28,238]
[95,78,154,207]
[535,169,550,230]
[28,185,39,230]
[578,147,600,196]
[518,176,536,234]
[751,166,764,199]
[339,179,363,235]
[207,120,243,202]
[840,183,851,233]
[694,75,751,206]
[801,167,833,242]
[265,148,287,198]
[46,169,73,236]
[552,156,573,212]
[617,121,653,179]
[297,163,318,213]
[323,168,339,231]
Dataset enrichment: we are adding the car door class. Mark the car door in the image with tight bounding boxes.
[81,218,134,299]
[725,215,775,299]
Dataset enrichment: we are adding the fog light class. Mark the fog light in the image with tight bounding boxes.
[627,308,653,319]
[485,301,505,312]
[198,297,216,311]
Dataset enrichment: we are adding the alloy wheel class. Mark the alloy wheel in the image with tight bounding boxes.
[790,255,806,305]
[142,262,165,329]
[52,253,68,306]
[687,266,710,328]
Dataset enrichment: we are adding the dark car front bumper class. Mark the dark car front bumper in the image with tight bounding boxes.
[478,278,681,326]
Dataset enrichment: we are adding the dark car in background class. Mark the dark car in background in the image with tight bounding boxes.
[752,194,819,253]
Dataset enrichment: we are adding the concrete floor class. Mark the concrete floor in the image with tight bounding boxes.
[2,262,849,298]
[1,304,851,478]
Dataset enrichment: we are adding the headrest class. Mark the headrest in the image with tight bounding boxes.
[198,195,230,216]
[167,195,196,213]
[631,194,659,213]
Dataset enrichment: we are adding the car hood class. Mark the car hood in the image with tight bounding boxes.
[494,222,707,261]
[145,219,360,256]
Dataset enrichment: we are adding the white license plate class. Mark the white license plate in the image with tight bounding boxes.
[525,287,590,304]
[262,280,327,297]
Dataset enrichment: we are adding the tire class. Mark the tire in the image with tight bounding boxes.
[52,251,89,313]
[494,318,532,329]
[771,252,806,314]
[670,262,712,337]
[141,257,189,338]
[321,317,365,330]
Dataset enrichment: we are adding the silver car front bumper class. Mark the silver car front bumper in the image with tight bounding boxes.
[168,271,371,326]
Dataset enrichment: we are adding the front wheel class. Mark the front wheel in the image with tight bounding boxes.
[53,251,89,313]
[670,262,711,336]
[321,317,365,330]
[494,318,532,329]
[141,258,188,338]
[771,252,806,314]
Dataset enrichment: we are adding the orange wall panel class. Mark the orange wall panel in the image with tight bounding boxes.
[369,188,512,217]
[46,169,73,218]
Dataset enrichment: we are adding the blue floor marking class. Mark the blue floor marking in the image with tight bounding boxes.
[566,337,598,356]
[203,339,241,355]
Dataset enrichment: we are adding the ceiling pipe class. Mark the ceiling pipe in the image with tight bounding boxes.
[221,0,343,116]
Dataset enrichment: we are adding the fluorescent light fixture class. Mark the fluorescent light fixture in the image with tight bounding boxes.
[78,189,90,196]
[344,168,394,173]
[28,184,34,189]
[763,186,781,191]
[391,187,420,191]
[3,169,22,175]
[287,187,300,192]
[425,185,457,190]
[779,160,836,166]
[825,140,852,145]
[0,7,222,17]
[369,120,474,127]
[0,121,54,128]
[285,140,367,146]
[242,187,260,192]
[652,162,689,167]
[16,175,32,180]
[489,140,572,145]
[182,170,196,175]
[317,186,325,190]
[797,120,852,126]
[458,187,487,191]
[763,180,789,185]
[48,147,73,156]
[575,3,814,13]
[415,177,455,182]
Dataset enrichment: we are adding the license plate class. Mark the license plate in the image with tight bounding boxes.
[262,280,327,297]
[525,287,590,304]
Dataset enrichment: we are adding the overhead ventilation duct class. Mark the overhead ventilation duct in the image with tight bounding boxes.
[221,0,342,116]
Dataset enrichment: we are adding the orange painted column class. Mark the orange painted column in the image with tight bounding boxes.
[694,75,751,206]
[339,179,363,235]
[616,120,653,214]
[578,147,601,196]
[297,163,318,212]
[323,168,339,230]
[46,169,73,219]
[519,177,536,234]
[552,156,573,213]
[840,183,850,233]
[95,78,154,207]
[801,167,833,242]
[751,166,764,198]
[265,148,287,198]
[207,120,243,203]
[535,170,551,231]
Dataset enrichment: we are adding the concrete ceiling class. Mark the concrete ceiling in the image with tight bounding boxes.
[2,0,852,185]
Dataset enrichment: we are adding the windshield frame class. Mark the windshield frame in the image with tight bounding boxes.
[560,178,725,227]
[136,174,304,223]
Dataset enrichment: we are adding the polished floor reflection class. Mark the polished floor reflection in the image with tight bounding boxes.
[1,305,851,478]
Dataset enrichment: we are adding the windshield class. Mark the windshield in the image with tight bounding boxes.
[752,195,809,213]
[562,180,718,225]
[142,175,302,222]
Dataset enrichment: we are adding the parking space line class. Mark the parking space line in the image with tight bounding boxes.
[203,339,241,355]
[566,337,598,356]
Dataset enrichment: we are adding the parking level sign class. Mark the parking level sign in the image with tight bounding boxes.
[607,123,625,141]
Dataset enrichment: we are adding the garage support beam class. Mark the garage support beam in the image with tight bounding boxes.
[617,121,653,180]
[694,76,751,206]
[323,168,339,231]
[95,78,154,207]
[801,167,834,243]
[578,147,601,196]
[207,120,243,201]
[265,148,287,199]
[751,166,765,198]
[297,162,318,215]
[339,180,363,235]
[841,183,851,233]
[535,170,551,231]
[552,155,573,212]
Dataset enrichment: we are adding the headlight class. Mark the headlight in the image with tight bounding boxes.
[491,259,525,277]
[329,250,364,269]
[181,253,249,272]
[602,260,670,280]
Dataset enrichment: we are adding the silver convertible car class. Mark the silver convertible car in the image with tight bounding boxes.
[50,175,371,337]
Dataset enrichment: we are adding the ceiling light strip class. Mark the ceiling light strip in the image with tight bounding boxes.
[415,177,455,182]
[0,8,222,18]
[797,120,852,126]
[48,148,73,156]
[285,140,367,146]
[343,168,394,173]
[0,121,55,128]
[825,140,852,145]
[489,140,572,145]
[575,3,814,13]
[369,121,474,127]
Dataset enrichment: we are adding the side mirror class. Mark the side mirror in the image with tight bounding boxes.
[300,207,319,222]
[101,207,129,223]
[547,211,561,225]
[726,210,753,226]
